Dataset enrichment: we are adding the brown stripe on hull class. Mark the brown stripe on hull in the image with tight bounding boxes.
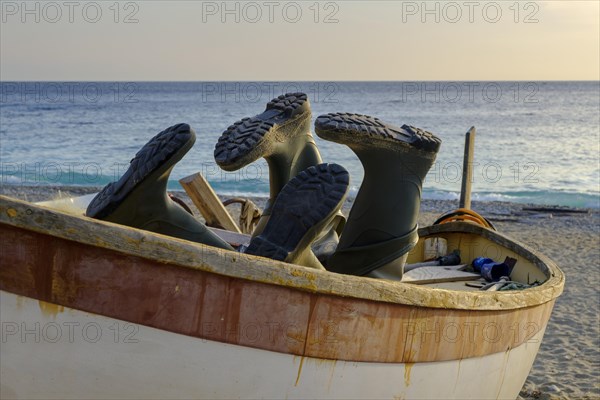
[0,224,554,363]
[0,196,565,311]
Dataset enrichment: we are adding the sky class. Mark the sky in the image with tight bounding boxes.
[1,1,599,81]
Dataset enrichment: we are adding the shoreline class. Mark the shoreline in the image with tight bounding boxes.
[1,184,599,400]
[0,183,596,215]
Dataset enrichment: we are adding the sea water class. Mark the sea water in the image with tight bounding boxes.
[1,81,598,208]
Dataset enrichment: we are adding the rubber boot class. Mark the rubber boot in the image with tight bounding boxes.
[315,113,442,276]
[214,93,320,220]
[244,164,349,269]
[213,93,344,261]
[86,123,233,250]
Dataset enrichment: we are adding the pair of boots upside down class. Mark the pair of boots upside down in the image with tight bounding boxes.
[86,93,441,277]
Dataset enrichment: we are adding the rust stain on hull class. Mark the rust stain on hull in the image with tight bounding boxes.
[326,359,337,393]
[295,356,305,386]
[404,362,414,387]
[38,300,64,319]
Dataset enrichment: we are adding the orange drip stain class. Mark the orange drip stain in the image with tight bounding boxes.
[452,359,462,394]
[495,349,511,399]
[295,356,305,386]
[404,362,414,387]
[38,300,64,319]
[326,359,337,393]
[15,296,24,310]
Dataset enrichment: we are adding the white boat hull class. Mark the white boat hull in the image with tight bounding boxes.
[1,291,545,400]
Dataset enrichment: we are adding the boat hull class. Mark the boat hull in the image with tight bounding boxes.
[1,291,546,400]
[0,196,564,399]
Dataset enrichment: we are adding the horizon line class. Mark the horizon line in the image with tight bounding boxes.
[2,79,599,83]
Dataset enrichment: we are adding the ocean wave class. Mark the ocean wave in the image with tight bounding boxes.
[422,189,599,209]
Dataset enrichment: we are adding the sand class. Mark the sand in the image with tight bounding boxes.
[1,185,598,400]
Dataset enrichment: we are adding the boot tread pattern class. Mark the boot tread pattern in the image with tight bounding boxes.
[214,93,308,168]
[315,113,441,152]
[86,123,193,219]
[266,92,308,115]
[245,163,349,262]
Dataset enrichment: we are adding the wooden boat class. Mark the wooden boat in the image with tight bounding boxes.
[0,194,564,399]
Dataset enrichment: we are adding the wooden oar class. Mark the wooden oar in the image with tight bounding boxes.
[459,126,476,210]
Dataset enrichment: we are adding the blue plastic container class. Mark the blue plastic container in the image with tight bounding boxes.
[480,261,511,282]
[472,257,494,273]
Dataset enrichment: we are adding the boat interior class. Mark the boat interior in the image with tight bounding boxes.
[29,193,552,293]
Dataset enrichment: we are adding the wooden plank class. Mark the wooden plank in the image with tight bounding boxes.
[179,173,241,233]
[522,206,588,214]
[208,227,251,248]
[459,126,476,209]
[402,267,481,285]
[404,262,467,273]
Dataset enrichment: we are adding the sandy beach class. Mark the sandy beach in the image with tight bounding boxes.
[1,185,598,400]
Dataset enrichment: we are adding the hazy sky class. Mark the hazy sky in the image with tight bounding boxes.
[1,1,598,80]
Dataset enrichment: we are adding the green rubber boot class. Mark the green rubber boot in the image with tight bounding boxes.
[315,113,442,276]
[214,93,320,221]
[244,164,349,269]
[214,93,344,262]
[86,123,233,250]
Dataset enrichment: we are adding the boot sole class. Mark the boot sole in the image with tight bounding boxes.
[314,113,441,155]
[214,93,310,171]
[86,123,195,219]
[245,163,349,263]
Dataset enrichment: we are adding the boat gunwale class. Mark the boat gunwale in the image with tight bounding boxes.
[0,195,564,311]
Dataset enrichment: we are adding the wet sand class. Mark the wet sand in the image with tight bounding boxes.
[1,185,598,400]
